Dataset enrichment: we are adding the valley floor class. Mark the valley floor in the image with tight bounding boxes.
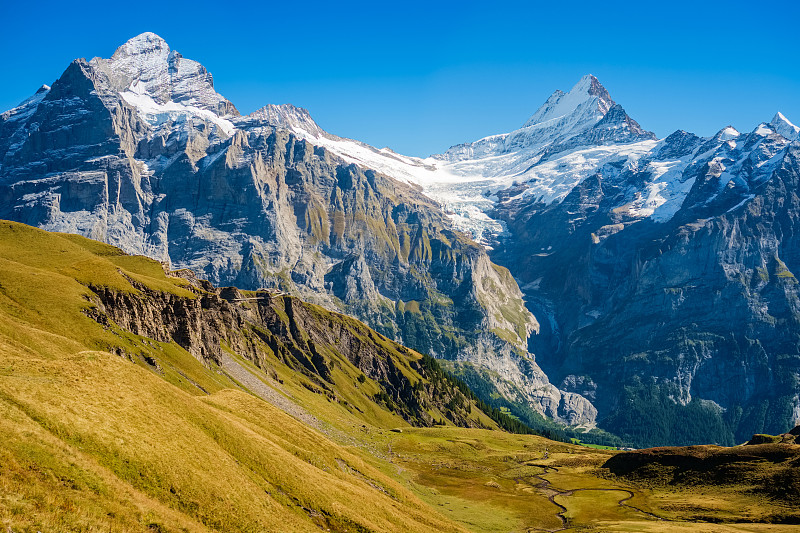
[374,428,800,532]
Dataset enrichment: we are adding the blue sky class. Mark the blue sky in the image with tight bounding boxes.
[2,0,798,157]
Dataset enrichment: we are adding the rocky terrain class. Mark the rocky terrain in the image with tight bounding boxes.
[0,33,595,427]
[91,269,488,429]
[490,114,800,447]
[282,70,800,447]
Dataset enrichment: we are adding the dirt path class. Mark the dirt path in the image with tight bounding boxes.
[219,352,390,455]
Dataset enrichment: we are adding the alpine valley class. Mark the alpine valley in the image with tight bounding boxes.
[3,32,800,452]
[2,32,800,533]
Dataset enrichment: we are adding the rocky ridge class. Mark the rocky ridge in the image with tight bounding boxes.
[89,268,486,429]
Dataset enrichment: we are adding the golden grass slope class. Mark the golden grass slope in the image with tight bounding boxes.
[0,221,468,532]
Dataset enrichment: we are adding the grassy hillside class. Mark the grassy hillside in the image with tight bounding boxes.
[0,221,480,532]
[0,220,798,532]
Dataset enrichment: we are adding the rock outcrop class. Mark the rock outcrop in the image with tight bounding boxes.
[90,271,485,428]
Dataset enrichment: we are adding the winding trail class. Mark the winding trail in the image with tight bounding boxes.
[521,463,665,532]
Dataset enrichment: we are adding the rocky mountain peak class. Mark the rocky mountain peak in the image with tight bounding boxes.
[110,32,170,61]
[715,126,741,141]
[770,112,799,141]
[248,103,324,137]
[522,74,615,129]
[583,74,613,103]
[89,32,239,119]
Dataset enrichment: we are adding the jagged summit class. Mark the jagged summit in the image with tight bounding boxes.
[770,112,799,141]
[248,103,325,137]
[110,32,170,60]
[89,32,239,120]
[523,74,614,129]
[715,125,741,141]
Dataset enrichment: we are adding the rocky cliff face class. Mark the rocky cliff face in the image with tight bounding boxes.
[492,116,800,446]
[89,271,486,428]
[0,33,596,426]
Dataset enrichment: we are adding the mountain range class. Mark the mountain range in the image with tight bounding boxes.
[2,32,799,447]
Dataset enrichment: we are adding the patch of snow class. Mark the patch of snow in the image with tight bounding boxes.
[510,141,658,205]
[120,87,235,137]
[718,126,740,141]
[727,194,755,213]
[754,123,774,137]
[770,112,800,141]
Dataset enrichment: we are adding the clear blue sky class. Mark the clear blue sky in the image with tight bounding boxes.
[2,0,798,157]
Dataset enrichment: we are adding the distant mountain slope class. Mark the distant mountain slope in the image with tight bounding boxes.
[491,119,800,447]
[0,33,595,427]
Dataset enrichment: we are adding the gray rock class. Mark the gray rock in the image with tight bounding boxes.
[492,118,800,445]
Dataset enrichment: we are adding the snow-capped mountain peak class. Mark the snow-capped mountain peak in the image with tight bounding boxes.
[716,126,741,141]
[111,31,170,62]
[770,112,799,141]
[522,74,614,129]
[433,75,653,179]
[90,32,239,120]
[248,104,325,138]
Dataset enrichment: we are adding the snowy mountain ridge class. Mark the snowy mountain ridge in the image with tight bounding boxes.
[4,33,797,249]
[257,74,797,246]
[240,75,660,244]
